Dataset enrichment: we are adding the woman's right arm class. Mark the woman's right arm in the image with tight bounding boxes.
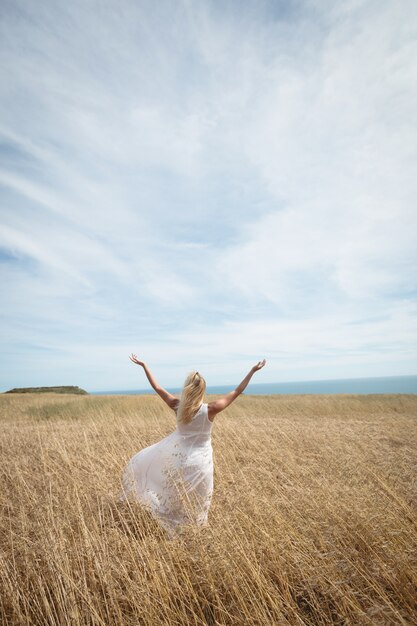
[207,360,266,419]
[129,354,179,409]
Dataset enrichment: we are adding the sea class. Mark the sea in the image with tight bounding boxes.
[91,374,417,396]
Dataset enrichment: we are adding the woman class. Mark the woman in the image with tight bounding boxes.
[120,354,266,538]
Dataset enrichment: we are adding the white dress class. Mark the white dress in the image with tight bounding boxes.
[120,402,214,537]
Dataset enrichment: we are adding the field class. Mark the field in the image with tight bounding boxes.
[0,393,416,625]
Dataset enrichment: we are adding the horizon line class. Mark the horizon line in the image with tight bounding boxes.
[88,373,417,395]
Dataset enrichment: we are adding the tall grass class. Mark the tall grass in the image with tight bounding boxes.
[0,393,416,625]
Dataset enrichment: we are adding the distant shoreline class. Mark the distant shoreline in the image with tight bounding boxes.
[2,375,415,396]
[4,386,88,395]
[90,374,417,396]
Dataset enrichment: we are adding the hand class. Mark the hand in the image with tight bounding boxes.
[129,353,146,367]
[251,359,266,372]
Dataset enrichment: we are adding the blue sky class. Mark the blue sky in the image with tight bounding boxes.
[1,0,416,392]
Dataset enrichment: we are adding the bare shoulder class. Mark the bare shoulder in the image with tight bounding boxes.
[207,390,240,420]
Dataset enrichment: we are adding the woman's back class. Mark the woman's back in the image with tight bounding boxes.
[175,402,213,444]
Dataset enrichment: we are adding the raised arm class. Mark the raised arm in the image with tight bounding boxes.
[207,359,266,420]
[129,354,179,410]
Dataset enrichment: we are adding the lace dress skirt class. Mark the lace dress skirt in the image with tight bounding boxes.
[120,404,214,537]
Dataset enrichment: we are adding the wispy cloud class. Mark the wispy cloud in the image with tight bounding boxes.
[1,0,416,391]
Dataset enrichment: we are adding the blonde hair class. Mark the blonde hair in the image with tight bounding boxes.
[176,371,206,424]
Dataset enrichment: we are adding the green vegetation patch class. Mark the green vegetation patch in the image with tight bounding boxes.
[4,386,88,395]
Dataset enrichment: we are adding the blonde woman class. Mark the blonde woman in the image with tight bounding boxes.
[120,354,266,538]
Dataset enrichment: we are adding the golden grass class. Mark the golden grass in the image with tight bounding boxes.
[0,392,416,625]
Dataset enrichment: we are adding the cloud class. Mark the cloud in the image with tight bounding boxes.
[211,0,417,308]
[0,0,416,391]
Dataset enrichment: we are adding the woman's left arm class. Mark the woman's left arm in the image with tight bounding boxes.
[129,354,179,410]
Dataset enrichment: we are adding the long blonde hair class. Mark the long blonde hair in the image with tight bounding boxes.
[176,371,206,424]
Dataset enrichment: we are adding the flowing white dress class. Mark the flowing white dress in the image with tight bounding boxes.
[120,402,214,537]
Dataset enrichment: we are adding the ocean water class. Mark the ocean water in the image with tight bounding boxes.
[91,374,417,396]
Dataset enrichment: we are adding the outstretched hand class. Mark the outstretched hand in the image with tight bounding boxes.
[129,353,146,367]
[252,359,266,372]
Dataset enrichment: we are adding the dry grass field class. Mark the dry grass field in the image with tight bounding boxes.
[0,393,416,625]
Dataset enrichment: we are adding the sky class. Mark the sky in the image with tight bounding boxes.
[1,0,416,393]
